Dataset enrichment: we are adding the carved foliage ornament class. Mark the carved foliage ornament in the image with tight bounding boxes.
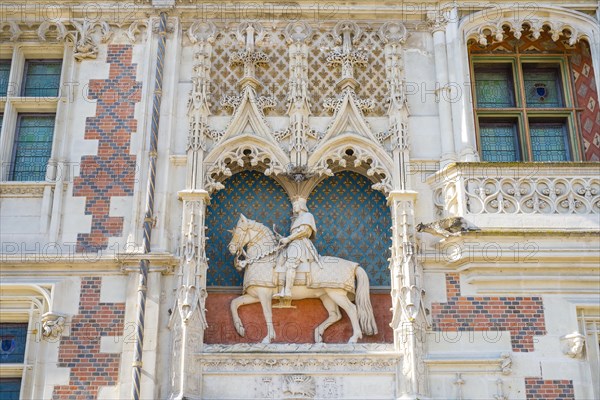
[205,145,285,192]
[313,145,392,194]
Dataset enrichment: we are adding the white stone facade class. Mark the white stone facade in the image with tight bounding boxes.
[0,1,599,399]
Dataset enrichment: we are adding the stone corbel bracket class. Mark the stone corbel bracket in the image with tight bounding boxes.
[560,332,586,358]
[41,312,67,340]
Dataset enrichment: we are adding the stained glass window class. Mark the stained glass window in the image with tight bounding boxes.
[0,324,27,364]
[11,115,55,181]
[22,60,62,97]
[0,61,10,97]
[523,64,563,108]
[0,378,21,400]
[530,121,569,161]
[474,63,515,108]
[479,121,519,162]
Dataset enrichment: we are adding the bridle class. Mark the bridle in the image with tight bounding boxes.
[230,219,281,270]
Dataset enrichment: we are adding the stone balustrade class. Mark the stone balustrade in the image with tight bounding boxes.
[426,162,600,229]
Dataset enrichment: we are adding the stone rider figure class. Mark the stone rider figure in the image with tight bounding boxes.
[274,197,321,300]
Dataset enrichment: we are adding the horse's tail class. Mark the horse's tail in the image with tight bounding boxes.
[355,266,378,336]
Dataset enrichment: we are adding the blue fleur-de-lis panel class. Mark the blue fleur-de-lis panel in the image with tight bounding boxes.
[206,171,292,286]
[308,171,391,287]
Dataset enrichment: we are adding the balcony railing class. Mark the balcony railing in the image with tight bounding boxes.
[426,162,600,229]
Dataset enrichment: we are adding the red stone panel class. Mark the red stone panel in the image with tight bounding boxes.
[525,377,575,400]
[53,277,125,399]
[205,293,393,344]
[571,41,600,161]
[73,45,142,252]
[431,273,546,352]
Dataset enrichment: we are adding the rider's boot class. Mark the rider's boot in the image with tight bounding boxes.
[283,268,296,299]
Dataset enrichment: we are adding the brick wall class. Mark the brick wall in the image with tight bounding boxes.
[53,277,125,399]
[431,273,546,352]
[525,378,575,400]
[73,45,142,252]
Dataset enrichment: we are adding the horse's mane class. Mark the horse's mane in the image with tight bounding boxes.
[247,219,276,241]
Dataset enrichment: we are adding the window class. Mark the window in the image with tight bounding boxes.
[22,60,62,97]
[0,60,10,97]
[10,115,55,181]
[472,59,578,162]
[0,48,63,182]
[0,323,28,400]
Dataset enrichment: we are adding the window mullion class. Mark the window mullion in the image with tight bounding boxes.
[515,55,533,161]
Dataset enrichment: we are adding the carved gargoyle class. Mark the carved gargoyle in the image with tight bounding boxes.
[416,217,478,238]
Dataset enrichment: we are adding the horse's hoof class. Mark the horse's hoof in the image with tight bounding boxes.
[235,324,245,337]
[261,337,271,344]
[314,331,322,343]
[348,336,359,344]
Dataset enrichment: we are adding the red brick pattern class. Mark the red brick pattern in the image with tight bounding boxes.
[570,41,600,161]
[53,277,125,399]
[431,273,546,352]
[525,378,575,399]
[73,45,142,252]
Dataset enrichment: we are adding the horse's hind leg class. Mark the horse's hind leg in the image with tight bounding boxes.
[315,295,342,343]
[327,289,362,343]
[231,294,259,337]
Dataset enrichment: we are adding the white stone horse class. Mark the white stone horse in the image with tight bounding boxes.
[227,214,378,344]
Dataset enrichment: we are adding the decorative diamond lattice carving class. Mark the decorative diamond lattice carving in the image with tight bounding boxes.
[210,26,289,116]
[307,26,387,116]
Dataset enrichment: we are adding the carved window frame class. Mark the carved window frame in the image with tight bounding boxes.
[579,308,600,399]
[469,52,582,162]
[0,43,69,191]
[0,286,50,400]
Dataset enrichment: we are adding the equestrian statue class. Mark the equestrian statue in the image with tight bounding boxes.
[227,198,378,344]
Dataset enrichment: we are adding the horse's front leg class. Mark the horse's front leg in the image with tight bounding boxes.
[230,294,260,337]
[258,289,276,344]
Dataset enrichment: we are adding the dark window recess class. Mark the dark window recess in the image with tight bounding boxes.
[0,61,10,97]
[479,119,520,162]
[0,378,22,400]
[523,63,564,108]
[22,60,62,97]
[0,324,28,364]
[474,63,516,108]
[11,115,55,181]
[529,119,570,161]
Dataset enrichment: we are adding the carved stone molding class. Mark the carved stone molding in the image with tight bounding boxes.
[0,21,23,41]
[0,182,52,198]
[203,343,394,353]
[198,353,399,373]
[467,19,582,47]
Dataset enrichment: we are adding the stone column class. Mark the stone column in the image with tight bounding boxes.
[445,7,479,161]
[168,21,215,400]
[388,190,429,399]
[428,11,456,167]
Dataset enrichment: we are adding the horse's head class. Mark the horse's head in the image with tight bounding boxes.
[228,214,250,255]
